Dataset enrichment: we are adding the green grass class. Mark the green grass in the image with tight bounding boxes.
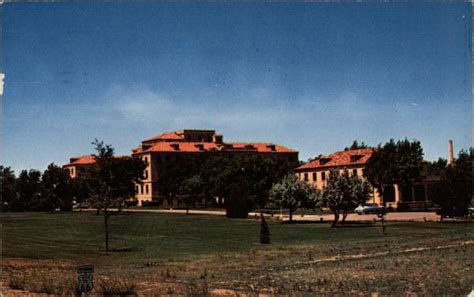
[1,211,472,263]
[1,211,473,295]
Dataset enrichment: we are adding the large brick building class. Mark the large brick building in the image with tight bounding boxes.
[63,155,96,178]
[132,129,299,206]
[296,148,439,209]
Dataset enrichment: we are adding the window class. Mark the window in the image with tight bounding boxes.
[144,157,148,163]
[352,169,358,176]
[312,172,317,181]
[140,185,144,194]
[350,155,363,162]
[144,170,148,179]
[145,185,149,195]
[135,186,139,193]
[321,171,326,181]
[304,173,309,181]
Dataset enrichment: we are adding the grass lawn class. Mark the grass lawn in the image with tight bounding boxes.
[1,211,473,295]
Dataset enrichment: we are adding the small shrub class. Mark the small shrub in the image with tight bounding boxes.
[37,281,58,294]
[98,278,137,296]
[8,274,27,290]
[26,271,78,295]
[260,213,270,244]
[186,278,209,296]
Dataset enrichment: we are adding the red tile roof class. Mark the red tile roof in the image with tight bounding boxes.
[297,148,374,171]
[63,155,96,167]
[225,143,296,153]
[143,131,185,143]
[63,155,130,167]
[132,142,295,154]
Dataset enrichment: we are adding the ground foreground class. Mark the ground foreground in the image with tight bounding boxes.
[1,212,473,295]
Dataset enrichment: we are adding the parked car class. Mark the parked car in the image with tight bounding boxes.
[468,207,474,218]
[72,202,91,210]
[354,204,386,216]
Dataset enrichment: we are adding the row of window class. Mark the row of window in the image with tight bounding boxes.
[301,169,361,182]
[141,156,150,180]
[68,167,86,176]
[136,184,150,195]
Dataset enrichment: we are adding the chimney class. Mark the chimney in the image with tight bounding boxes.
[448,140,454,165]
[214,134,223,144]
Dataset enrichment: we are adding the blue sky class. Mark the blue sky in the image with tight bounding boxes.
[2,2,472,173]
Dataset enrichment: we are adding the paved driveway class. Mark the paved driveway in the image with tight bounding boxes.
[290,212,441,222]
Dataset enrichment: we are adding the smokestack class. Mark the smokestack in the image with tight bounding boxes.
[448,140,454,165]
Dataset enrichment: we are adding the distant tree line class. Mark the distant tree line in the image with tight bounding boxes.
[1,140,146,215]
[2,138,472,223]
[1,164,74,212]
[156,153,298,218]
[426,148,473,217]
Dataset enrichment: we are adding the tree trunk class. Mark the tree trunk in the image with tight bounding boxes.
[332,211,339,228]
[289,209,293,222]
[104,208,110,253]
[379,185,385,205]
[186,207,189,215]
[381,216,386,235]
[341,210,348,224]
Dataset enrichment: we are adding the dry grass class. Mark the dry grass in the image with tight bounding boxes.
[98,277,137,296]
[7,274,27,290]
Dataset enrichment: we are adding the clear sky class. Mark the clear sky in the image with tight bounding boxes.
[2,2,472,173]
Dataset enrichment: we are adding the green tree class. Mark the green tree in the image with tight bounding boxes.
[15,169,42,211]
[156,154,203,207]
[155,153,295,215]
[0,166,17,211]
[86,140,146,252]
[71,175,91,206]
[209,157,255,218]
[364,139,424,204]
[259,213,270,244]
[344,140,369,151]
[423,158,448,177]
[41,163,74,212]
[319,169,371,227]
[430,148,473,217]
[111,156,147,211]
[179,175,204,214]
[268,174,314,222]
[203,154,295,218]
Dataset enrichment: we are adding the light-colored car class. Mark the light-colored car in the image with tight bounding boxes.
[354,204,387,216]
[468,207,474,218]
